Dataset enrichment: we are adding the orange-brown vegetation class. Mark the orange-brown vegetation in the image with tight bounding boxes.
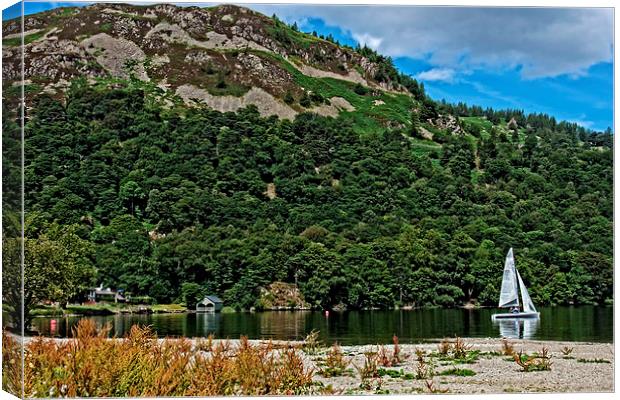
[2,320,317,397]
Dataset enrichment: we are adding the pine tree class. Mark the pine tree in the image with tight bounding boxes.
[410,110,421,137]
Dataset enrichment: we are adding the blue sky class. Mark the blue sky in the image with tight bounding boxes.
[3,2,613,131]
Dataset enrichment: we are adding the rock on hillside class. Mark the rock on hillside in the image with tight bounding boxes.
[2,3,410,120]
[256,282,311,310]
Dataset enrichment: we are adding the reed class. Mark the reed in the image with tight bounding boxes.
[5,320,318,397]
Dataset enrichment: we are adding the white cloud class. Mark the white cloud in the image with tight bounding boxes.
[351,32,382,49]
[566,115,594,129]
[414,68,455,82]
[249,5,613,79]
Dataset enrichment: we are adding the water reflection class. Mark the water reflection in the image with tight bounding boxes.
[195,312,221,336]
[494,318,540,339]
[31,306,612,344]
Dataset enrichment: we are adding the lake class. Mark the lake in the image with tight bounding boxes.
[31,306,612,344]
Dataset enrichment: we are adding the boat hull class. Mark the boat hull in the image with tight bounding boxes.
[492,312,540,319]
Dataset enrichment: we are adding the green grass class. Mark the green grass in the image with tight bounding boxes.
[206,81,250,97]
[3,83,42,98]
[31,306,64,317]
[252,50,415,135]
[439,368,476,377]
[461,116,493,135]
[3,30,47,47]
[577,358,611,364]
[409,137,441,149]
[377,368,415,380]
[62,302,187,315]
[151,303,187,312]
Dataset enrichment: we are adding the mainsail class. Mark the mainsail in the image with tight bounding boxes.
[498,248,519,308]
[517,270,537,313]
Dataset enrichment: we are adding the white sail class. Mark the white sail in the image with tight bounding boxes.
[517,270,537,313]
[498,248,519,308]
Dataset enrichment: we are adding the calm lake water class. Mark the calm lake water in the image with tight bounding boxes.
[32,306,612,344]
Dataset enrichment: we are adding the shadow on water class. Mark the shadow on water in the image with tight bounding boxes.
[32,306,612,344]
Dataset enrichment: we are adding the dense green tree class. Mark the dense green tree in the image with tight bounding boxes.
[4,219,96,329]
[16,80,612,311]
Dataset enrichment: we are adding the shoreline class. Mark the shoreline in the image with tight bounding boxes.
[15,335,613,394]
[30,303,516,318]
[19,334,615,345]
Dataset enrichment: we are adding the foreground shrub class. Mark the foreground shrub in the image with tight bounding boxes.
[8,320,317,397]
[320,343,350,377]
[501,338,515,356]
[303,330,322,355]
[435,337,478,364]
[513,346,552,372]
[355,350,382,390]
[560,346,573,356]
[414,348,435,379]
[2,331,22,396]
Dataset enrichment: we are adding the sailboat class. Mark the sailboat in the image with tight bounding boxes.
[491,248,540,320]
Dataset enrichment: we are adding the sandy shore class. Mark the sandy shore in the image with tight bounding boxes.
[19,336,613,394]
[309,338,614,394]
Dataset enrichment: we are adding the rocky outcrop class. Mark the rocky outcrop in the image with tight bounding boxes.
[176,84,298,120]
[433,114,464,135]
[257,282,310,310]
[82,33,147,80]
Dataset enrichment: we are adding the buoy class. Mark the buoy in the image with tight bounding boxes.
[50,319,57,334]
[324,310,329,317]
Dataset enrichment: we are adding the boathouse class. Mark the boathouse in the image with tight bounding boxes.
[196,295,224,312]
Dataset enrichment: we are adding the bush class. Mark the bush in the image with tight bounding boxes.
[181,282,203,309]
[284,91,295,104]
[309,91,324,104]
[320,343,350,377]
[299,93,312,108]
[354,83,368,95]
[216,79,227,89]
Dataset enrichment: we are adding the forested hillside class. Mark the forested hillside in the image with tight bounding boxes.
[1,4,613,316]
[4,75,611,312]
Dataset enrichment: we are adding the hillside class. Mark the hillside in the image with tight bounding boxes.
[1,4,613,319]
[3,3,420,133]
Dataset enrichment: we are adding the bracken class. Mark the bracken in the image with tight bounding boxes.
[4,320,318,397]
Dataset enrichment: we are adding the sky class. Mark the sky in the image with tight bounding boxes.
[2,2,614,131]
